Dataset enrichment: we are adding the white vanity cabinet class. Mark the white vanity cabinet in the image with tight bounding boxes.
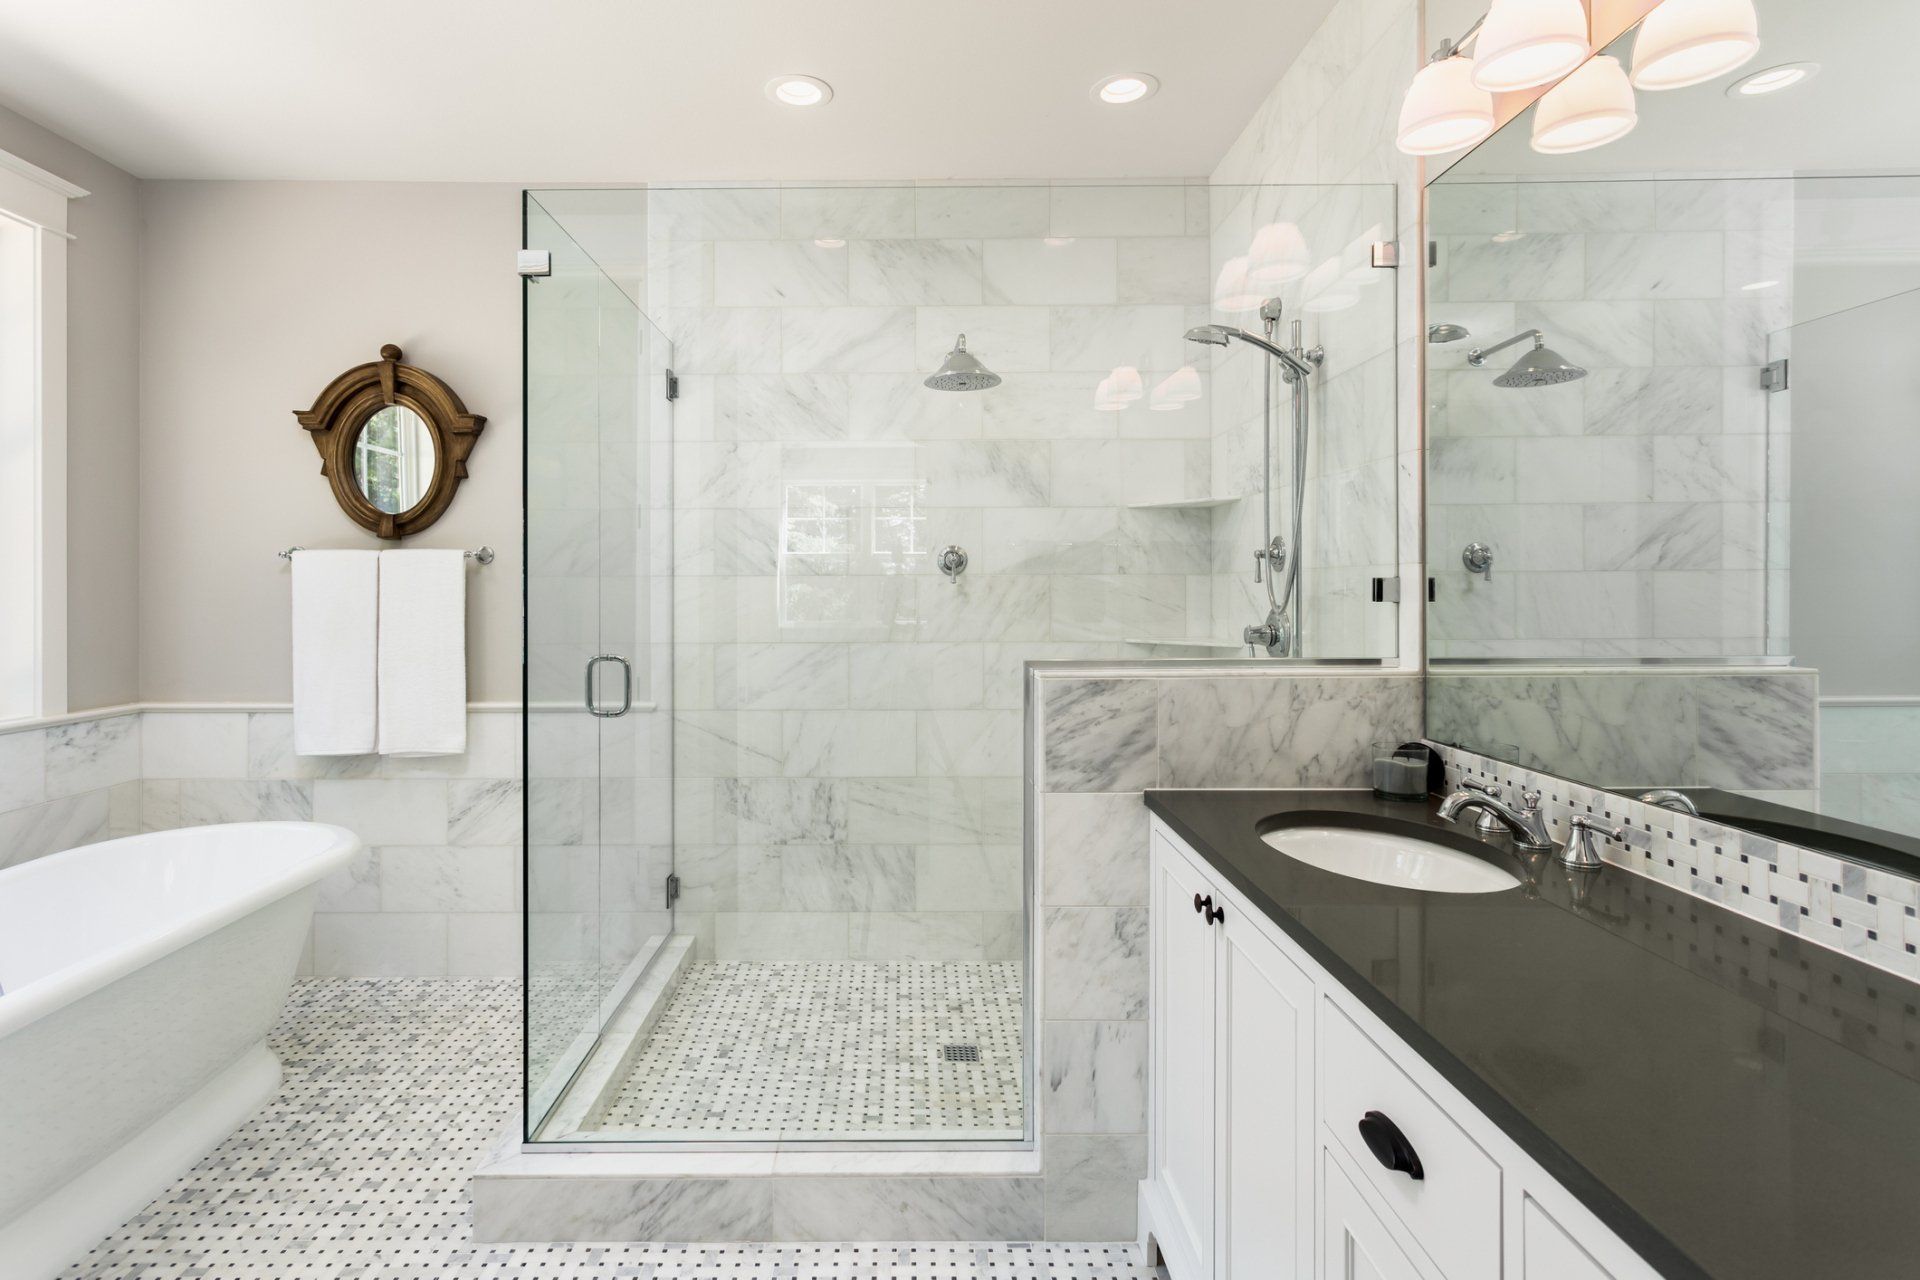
[1141,818,1665,1280]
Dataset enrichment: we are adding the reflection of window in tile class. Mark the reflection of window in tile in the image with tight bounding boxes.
[871,484,927,566]
[778,478,927,630]
[782,483,859,557]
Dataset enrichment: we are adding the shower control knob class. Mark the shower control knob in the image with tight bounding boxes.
[1462,542,1494,581]
[937,545,969,584]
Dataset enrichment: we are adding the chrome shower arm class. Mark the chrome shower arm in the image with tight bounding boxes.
[1466,329,1543,368]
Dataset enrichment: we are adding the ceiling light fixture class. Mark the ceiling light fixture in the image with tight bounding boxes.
[1396,52,1496,156]
[1093,73,1160,104]
[1630,0,1760,91]
[1728,61,1817,96]
[1531,55,1638,154]
[1471,0,1592,91]
[765,75,833,107]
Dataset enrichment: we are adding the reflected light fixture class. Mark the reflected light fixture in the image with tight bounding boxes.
[1151,366,1204,410]
[1212,256,1264,314]
[765,75,833,106]
[1094,375,1127,411]
[1247,222,1312,289]
[1108,366,1146,403]
[1396,53,1496,156]
[1630,0,1760,90]
[813,237,846,249]
[1728,62,1817,96]
[1531,55,1638,154]
[1301,258,1361,313]
[1471,0,1591,91]
[1093,73,1160,104]
[1740,279,1779,292]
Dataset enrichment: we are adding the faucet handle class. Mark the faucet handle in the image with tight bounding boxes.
[1517,787,1542,814]
[1560,813,1625,871]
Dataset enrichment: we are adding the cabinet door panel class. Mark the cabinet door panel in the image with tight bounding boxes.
[1153,836,1219,1274]
[1218,910,1315,1279]
[1323,1149,1425,1280]
[1521,1195,1612,1280]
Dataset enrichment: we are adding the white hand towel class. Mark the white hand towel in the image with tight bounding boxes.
[376,549,468,757]
[291,550,379,756]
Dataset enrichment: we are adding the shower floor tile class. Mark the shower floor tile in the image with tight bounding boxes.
[589,961,1025,1139]
[59,978,1143,1280]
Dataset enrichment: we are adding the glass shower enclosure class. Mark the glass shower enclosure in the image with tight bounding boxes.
[522,181,1398,1146]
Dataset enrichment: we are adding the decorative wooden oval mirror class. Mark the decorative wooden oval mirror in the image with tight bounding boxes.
[294,344,486,538]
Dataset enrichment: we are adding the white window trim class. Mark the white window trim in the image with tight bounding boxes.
[0,146,86,721]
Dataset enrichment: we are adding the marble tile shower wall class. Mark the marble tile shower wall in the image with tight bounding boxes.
[1822,703,1920,837]
[0,711,525,978]
[1436,742,1920,984]
[1208,0,1423,666]
[1426,177,1794,658]
[644,183,1227,962]
[1032,669,1421,1237]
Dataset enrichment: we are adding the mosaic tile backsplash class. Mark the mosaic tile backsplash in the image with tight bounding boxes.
[1437,742,1920,984]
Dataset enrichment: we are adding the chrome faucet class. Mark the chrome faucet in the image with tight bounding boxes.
[1457,777,1510,835]
[1636,789,1700,817]
[1560,814,1626,870]
[1437,786,1552,849]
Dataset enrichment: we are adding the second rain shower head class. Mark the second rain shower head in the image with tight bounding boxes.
[1467,329,1588,388]
[1427,323,1470,343]
[924,333,1001,392]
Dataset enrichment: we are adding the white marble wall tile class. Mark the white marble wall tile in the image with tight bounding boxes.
[1514,300,1655,368]
[1040,679,1159,792]
[1043,1134,1149,1240]
[848,643,985,709]
[1041,1019,1148,1133]
[1585,231,1724,299]
[914,186,1050,238]
[1583,503,1722,571]
[914,575,1051,643]
[447,912,521,976]
[668,307,783,373]
[648,187,781,240]
[918,440,1051,507]
[781,709,916,778]
[848,239,982,305]
[380,845,520,912]
[1514,437,1653,504]
[914,844,1022,912]
[313,779,448,845]
[448,779,523,845]
[44,715,139,799]
[779,844,917,912]
[848,910,1009,961]
[768,1177,1043,1241]
[713,240,849,306]
[312,844,381,912]
[1155,676,1420,789]
[983,239,1119,306]
[1583,366,1721,435]
[847,372,984,439]
[1042,906,1147,1020]
[780,186,916,239]
[709,374,850,442]
[1042,792,1149,908]
[1516,181,1658,234]
[0,726,47,812]
[1050,185,1190,238]
[1652,436,1767,503]
[716,643,848,710]
[713,911,850,961]
[311,912,449,977]
[1117,238,1210,305]
[176,780,313,826]
[1444,233,1584,302]
[1048,305,1187,373]
[0,790,111,869]
[718,777,848,844]
[140,712,248,779]
[917,709,1021,778]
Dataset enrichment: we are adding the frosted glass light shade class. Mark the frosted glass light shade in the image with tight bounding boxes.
[1247,221,1311,289]
[1631,0,1760,90]
[1109,366,1145,402]
[1531,55,1638,154]
[1396,56,1496,156]
[1212,255,1263,313]
[1471,0,1592,91]
[1093,376,1126,411]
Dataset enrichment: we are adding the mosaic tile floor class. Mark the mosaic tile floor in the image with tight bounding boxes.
[60,978,1146,1280]
[591,962,1024,1139]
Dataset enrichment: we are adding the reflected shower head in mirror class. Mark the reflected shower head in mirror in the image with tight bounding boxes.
[1184,322,1318,379]
[1466,328,1587,387]
[1427,323,1471,343]
[924,333,1001,391]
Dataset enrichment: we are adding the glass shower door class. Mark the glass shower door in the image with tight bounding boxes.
[522,193,674,1137]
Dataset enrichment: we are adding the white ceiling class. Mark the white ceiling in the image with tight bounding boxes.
[0,0,1338,183]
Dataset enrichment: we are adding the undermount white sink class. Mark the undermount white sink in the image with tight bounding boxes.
[1259,825,1520,894]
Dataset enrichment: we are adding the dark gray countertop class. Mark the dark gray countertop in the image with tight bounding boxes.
[1145,788,1920,1280]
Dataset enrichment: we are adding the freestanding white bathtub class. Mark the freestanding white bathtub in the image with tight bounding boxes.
[0,821,360,1280]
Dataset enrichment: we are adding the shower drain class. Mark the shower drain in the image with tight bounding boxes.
[942,1043,982,1063]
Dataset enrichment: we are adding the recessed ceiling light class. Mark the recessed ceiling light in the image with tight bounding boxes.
[1741,279,1779,291]
[1093,73,1159,105]
[1728,62,1820,97]
[765,75,832,107]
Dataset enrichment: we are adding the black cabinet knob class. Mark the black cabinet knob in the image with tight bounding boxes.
[1205,903,1225,925]
[1193,892,1208,915]
[1358,1110,1424,1180]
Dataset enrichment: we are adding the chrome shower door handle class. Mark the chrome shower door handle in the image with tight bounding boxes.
[584,654,633,718]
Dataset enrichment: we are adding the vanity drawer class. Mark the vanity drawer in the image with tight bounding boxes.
[1320,999,1501,1279]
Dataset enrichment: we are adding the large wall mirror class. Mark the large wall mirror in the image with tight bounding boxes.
[1423,0,1920,876]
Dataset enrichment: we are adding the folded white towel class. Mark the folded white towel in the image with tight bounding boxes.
[376,549,468,757]
[291,550,379,756]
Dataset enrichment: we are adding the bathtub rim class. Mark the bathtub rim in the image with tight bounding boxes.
[0,822,362,1039]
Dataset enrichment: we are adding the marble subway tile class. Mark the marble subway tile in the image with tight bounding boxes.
[848,910,1004,961]
[311,912,449,977]
[0,726,48,812]
[712,911,849,962]
[0,791,111,869]
[915,844,1023,912]
[1156,676,1420,789]
[1040,679,1158,793]
[848,239,982,306]
[1050,184,1189,237]
[1042,906,1147,1021]
[1043,1134,1147,1240]
[44,715,139,799]
[380,845,520,912]
[914,186,1050,238]
[447,912,522,977]
[769,1177,1043,1241]
[780,186,916,239]
[715,644,848,711]
[717,777,848,845]
[916,709,1021,778]
[448,779,524,846]
[914,305,1052,373]
[177,780,314,826]
[982,238,1119,306]
[779,844,917,912]
[781,307,916,374]
[312,779,447,845]
[470,1176,776,1243]
[781,710,916,778]
[140,712,248,779]
[1117,237,1210,304]
[712,240,849,306]
[1041,1019,1148,1133]
[1042,791,1149,908]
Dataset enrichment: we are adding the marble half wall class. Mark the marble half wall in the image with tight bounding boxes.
[1030,665,1421,1238]
[1427,665,1817,794]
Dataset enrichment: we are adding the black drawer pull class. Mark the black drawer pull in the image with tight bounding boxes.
[1193,892,1209,915]
[1358,1110,1424,1180]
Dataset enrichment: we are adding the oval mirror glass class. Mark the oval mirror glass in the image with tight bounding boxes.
[351,404,436,515]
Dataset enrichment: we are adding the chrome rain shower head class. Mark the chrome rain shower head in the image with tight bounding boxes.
[1467,329,1587,388]
[924,333,1000,392]
[1427,322,1470,343]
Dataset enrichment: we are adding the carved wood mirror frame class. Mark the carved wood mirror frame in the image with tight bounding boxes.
[293,344,486,538]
